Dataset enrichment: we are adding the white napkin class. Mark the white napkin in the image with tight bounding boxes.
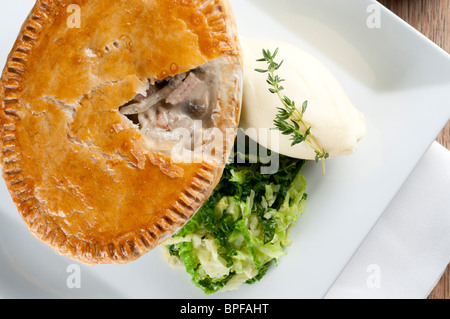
[325,141,450,299]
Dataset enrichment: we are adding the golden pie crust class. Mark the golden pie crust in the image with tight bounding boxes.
[0,0,242,265]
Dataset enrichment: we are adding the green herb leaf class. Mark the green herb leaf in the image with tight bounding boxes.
[256,47,329,175]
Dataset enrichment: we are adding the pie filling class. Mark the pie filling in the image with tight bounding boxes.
[119,56,232,161]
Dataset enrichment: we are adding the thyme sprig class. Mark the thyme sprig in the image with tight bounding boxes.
[255,48,329,174]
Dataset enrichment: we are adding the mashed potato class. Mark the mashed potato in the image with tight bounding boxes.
[240,38,366,160]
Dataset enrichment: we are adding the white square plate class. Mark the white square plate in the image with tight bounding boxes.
[0,0,449,299]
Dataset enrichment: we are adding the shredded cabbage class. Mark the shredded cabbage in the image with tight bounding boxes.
[162,144,307,294]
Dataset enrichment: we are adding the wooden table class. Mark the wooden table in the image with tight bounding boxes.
[378,0,449,300]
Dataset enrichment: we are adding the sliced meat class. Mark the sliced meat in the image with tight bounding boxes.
[166,73,203,105]
[118,57,222,157]
[120,73,187,115]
